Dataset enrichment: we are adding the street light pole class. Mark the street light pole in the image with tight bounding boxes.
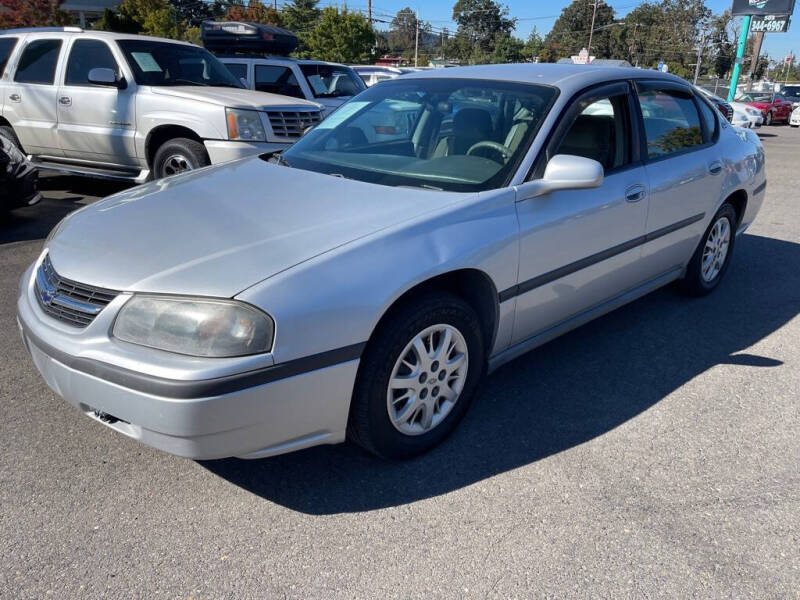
[415,10,420,68]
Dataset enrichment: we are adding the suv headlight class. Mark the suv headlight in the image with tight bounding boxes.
[113,296,274,357]
[226,108,267,142]
[746,107,761,117]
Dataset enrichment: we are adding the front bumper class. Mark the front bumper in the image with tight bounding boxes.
[204,140,290,165]
[17,259,357,460]
[791,113,800,126]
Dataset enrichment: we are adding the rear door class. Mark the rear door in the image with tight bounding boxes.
[5,37,64,156]
[512,82,651,343]
[0,36,20,116]
[56,37,137,165]
[634,81,724,276]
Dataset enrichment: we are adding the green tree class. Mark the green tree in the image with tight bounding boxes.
[283,0,321,57]
[541,0,616,62]
[709,9,735,78]
[492,33,525,63]
[306,6,375,63]
[523,26,543,62]
[388,8,430,55]
[451,0,515,57]
[95,0,179,38]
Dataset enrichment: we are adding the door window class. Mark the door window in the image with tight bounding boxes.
[0,37,18,76]
[254,65,304,99]
[14,39,62,85]
[65,40,119,86]
[637,88,704,159]
[695,96,718,141]
[224,62,247,82]
[553,94,631,171]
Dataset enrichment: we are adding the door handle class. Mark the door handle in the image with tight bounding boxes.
[708,161,723,175]
[625,184,646,203]
[9,93,20,102]
[59,96,71,106]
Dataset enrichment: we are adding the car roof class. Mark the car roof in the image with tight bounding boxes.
[220,55,347,67]
[0,27,196,47]
[402,63,687,92]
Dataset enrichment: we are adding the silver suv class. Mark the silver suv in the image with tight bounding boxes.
[220,56,365,116]
[0,28,323,181]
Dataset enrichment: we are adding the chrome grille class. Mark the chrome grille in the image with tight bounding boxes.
[34,255,118,328]
[267,110,322,138]
[725,105,734,123]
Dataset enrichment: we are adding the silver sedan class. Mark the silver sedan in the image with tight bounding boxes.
[18,64,766,460]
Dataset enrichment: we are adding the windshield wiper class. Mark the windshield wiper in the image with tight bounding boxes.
[169,79,209,86]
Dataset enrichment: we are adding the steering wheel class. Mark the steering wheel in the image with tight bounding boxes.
[466,141,511,162]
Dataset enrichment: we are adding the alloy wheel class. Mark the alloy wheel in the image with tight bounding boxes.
[387,324,469,436]
[162,153,194,177]
[701,216,731,283]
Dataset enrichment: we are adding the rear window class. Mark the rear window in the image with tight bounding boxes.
[0,37,18,76]
[15,39,62,85]
[637,88,704,159]
[254,65,304,99]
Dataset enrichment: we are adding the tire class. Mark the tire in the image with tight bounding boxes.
[765,111,773,126]
[679,203,737,297]
[152,137,209,179]
[0,125,22,151]
[347,292,485,459]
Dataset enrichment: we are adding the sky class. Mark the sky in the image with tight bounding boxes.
[318,0,800,62]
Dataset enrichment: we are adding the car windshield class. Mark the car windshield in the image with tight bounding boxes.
[737,93,772,102]
[116,40,243,88]
[299,63,366,98]
[280,78,557,193]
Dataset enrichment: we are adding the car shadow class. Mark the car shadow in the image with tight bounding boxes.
[0,175,131,245]
[200,233,800,514]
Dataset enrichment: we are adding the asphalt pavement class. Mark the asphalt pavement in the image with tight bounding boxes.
[1,129,798,599]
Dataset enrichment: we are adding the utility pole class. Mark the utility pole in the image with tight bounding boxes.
[587,1,598,59]
[747,30,764,91]
[367,0,372,29]
[693,32,706,85]
[414,10,420,67]
[629,21,638,67]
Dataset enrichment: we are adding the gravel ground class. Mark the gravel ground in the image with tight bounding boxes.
[1,130,798,599]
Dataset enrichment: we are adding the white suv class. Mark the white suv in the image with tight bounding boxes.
[219,56,365,116]
[0,28,323,181]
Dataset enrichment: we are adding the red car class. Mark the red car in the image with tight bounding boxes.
[736,92,793,125]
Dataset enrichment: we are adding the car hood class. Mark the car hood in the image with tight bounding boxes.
[47,158,467,297]
[150,86,322,111]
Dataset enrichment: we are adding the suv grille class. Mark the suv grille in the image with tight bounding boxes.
[725,104,734,123]
[267,110,322,138]
[34,255,118,328]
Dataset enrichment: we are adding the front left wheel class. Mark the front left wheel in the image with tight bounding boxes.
[347,292,485,459]
[153,138,210,179]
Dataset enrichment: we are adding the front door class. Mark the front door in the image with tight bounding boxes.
[56,38,136,165]
[5,37,64,156]
[512,82,650,343]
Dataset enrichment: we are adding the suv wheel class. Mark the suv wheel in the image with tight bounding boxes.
[153,138,210,179]
[347,292,485,459]
[0,125,22,151]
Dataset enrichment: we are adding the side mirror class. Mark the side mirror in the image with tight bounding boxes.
[88,67,122,88]
[515,154,604,201]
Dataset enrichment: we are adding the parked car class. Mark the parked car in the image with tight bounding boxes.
[351,65,403,86]
[0,28,323,181]
[779,84,800,108]
[19,65,765,461]
[697,87,761,128]
[219,56,366,116]
[736,91,793,125]
[791,105,800,127]
[0,130,39,211]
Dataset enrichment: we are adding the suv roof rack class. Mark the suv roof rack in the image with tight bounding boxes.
[0,26,83,34]
[201,20,297,56]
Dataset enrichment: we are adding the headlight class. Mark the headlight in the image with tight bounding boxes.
[113,296,274,357]
[746,107,761,116]
[226,108,267,142]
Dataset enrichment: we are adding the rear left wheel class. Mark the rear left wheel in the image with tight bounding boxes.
[679,203,737,296]
[347,292,485,459]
